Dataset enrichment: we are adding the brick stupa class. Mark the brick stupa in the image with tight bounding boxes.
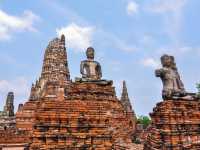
[0,35,136,149]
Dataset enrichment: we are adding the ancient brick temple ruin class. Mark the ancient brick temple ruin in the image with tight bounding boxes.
[144,99,200,150]
[144,54,200,150]
[0,92,15,131]
[121,81,133,113]
[0,35,136,149]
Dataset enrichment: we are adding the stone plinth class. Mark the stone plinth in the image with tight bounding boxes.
[144,99,200,150]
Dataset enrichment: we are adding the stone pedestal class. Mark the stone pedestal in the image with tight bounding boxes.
[144,99,200,150]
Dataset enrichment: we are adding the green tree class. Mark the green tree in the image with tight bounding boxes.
[197,83,200,96]
[137,116,151,129]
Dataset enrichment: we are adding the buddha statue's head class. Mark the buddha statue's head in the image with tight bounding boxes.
[161,54,172,68]
[86,47,95,60]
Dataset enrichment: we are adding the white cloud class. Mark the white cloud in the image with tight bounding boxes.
[95,29,137,52]
[0,77,29,96]
[141,58,160,69]
[126,1,139,15]
[49,0,136,53]
[149,0,187,13]
[0,10,39,40]
[56,23,94,52]
[56,23,136,53]
[156,46,200,56]
[148,0,187,44]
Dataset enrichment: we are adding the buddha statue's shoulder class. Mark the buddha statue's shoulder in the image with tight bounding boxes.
[81,60,90,66]
[81,60,88,63]
[94,60,100,64]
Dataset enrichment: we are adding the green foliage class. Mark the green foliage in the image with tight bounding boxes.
[197,83,200,95]
[137,115,151,128]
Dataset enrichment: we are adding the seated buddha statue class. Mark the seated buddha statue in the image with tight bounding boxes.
[75,47,112,85]
[80,47,102,80]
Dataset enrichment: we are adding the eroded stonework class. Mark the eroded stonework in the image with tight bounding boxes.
[30,82,135,149]
[0,92,15,131]
[0,35,136,149]
[144,99,200,150]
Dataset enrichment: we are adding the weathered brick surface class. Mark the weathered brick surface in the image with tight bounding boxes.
[29,82,135,149]
[0,130,30,144]
[144,99,200,150]
[0,92,15,131]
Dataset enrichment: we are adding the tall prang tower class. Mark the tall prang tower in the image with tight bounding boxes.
[29,34,70,100]
[3,92,14,117]
[41,34,70,81]
[17,35,71,131]
[0,92,16,131]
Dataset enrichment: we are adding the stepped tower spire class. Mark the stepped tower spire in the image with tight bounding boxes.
[41,34,70,81]
[120,81,133,112]
[29,35,70,100]
[3,92,14,117]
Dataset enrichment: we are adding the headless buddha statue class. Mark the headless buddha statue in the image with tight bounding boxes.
[155,54,196,100]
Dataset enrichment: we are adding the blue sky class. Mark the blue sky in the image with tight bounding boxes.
[0,0,200,116]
